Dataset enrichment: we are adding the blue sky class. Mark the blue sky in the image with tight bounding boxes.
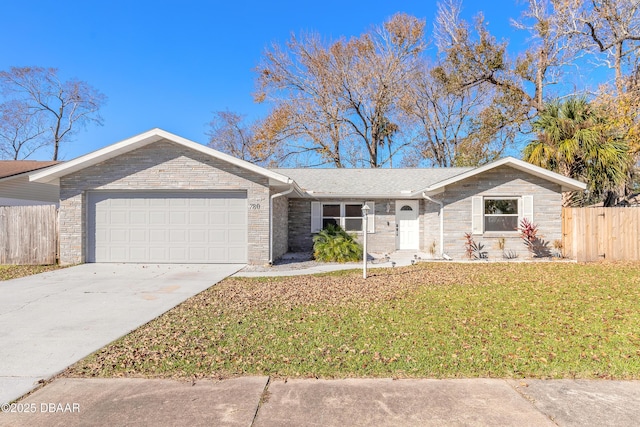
[1,1,560,161]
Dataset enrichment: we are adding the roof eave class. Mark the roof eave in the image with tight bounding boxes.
[414,157,587,194]
[301,192,418,199]
[30,128,292,185]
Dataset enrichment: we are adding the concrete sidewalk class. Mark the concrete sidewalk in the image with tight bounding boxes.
[2,377,639,426]
[234,250,433,278]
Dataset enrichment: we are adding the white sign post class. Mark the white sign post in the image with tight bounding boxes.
[362,203,370,279]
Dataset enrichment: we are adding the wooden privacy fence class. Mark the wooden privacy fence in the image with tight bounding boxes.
[0,205,58,265]
[562,207,640,262]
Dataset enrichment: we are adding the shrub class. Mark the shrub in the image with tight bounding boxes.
[463,232,487,260]
[518,218,551,257]
[313,224,363,263]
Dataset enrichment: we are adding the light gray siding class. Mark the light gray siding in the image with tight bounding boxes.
[288,199,313,253]
[0,175,59,205]
[59,139,271,265]
[288,198,433,255]
[271,192,289,261]
[287,166,563,260]
[441,165,562,259]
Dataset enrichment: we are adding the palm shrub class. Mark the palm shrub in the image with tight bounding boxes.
[523,97,632,206]
[313,224,363,263]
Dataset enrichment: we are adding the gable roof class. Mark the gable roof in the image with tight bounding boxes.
[270,167,472,198]
[414,157,587,195]
[29,128,294,186]
[0,160,59,180]
[272,157,586,198]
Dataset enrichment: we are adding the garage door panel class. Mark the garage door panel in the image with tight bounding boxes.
[209,211,226,225]
[170,198,188,207]
[88,192,247,263]
[209,229,226,243]
[189,247,205,257]
[169,229,187,243]
[229,229,245,241]
[149,229,167,243]
[149,211,166,225]
[149,199,167,207]
[170,211,187,225]
[208,247,226,260]
[109,229,127,242]
[190,211,207,225]
[110,211,127,225]
[108,246,128,260]
[130,229,147,242]
[149,247,168,260]
[130,211,147,224]
[129,247,147,261]
[189,230,206,243]
[169,247,187,261]
[109,199,129,208]
[130,199,147,207]
[228,215,245,226]
[228,198,245,207]
[228,247,247,262]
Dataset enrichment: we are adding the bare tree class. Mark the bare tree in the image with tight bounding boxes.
[207,110,283,167]
[511,0,581,109]
[405,60,518,167]
[255,33,354,167]
[433,1,534,118]
[407,0,529,166]
[255,13,426,168]
[0,66,106,160]
[0,100,47,159]
[553,0,640,95]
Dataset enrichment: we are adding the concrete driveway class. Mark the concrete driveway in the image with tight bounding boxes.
[0,263,243,405]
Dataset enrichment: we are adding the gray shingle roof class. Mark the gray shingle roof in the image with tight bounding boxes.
[269,167,473,197]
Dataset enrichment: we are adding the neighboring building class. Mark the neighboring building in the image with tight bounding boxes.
[0,161,60,206]
[28,129,586,265]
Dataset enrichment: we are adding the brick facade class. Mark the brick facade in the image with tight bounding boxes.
[288,199,312,252]
[270,190,289,261]
[59,139,271,265]
[441,165,562,259]
[287,166,563,260]
[57,139,565,265]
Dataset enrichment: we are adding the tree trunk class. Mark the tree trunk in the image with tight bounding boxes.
[615,41,624,95]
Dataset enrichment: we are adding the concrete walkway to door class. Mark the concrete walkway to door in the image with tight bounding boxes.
[0,263,243,405]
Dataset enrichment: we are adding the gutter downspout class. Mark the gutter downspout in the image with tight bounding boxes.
[422,192,446,259]
[269,185,295,264]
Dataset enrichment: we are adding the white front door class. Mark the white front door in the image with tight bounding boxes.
[396,200,419,250]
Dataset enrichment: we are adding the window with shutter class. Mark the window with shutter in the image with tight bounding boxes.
[473,196,534,234]
[311,201,322,233]
[310,201,375,233]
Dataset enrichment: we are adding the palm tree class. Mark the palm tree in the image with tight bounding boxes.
[523,97,631,206]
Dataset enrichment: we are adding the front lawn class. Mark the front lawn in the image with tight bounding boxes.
[67,262,640,380]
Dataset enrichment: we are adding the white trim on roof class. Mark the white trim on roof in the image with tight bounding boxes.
[414,157,587,195]
[306,193,420,199]
[29,128,294,185]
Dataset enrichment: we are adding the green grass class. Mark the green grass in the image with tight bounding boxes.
[0,264,64,280]
[67,262,640,380]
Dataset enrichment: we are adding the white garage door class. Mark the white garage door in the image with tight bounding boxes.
[88,192,247,263]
